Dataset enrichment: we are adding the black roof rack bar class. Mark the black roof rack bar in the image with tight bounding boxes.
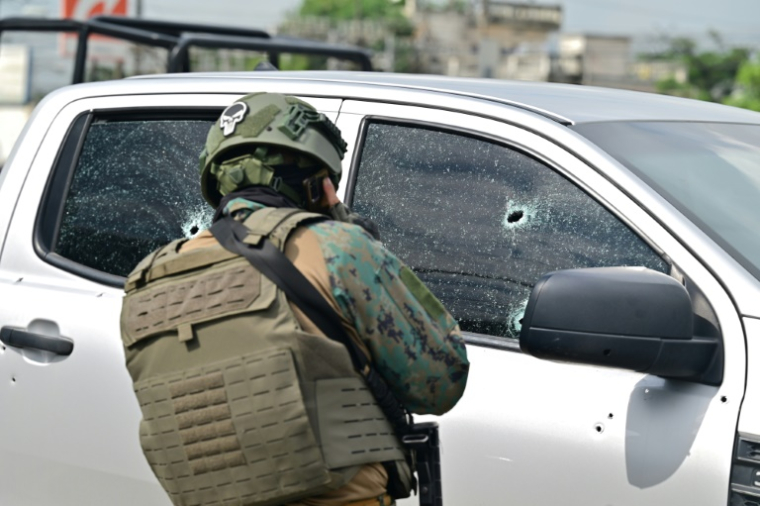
[0,17,180,83]
[0,18,91,84]
[86,19,178,48]
[92,16,270,39]
[0,15,373,85]
[0,17,83,32]
[169,34,373,73]
[92,16,275,70]
[83,20,179,83]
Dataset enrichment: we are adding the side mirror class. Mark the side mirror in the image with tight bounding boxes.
[519,267,722,386]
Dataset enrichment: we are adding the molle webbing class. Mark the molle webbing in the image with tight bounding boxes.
[122,263,263,347]
[121,207,408,506]
[238,207,324,249]
[136,347,330,506]
[124,239,238,292]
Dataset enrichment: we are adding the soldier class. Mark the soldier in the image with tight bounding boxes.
[120,93,469,506]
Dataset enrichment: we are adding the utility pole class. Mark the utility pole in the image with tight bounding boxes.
[134,0,144,74]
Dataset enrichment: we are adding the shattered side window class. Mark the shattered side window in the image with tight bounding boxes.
[55,118,215,277]
[352,122,669,340]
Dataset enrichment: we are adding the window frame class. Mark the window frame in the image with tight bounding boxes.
[345,115,579,208]
[344,113,673,350]
[33,107,224,288]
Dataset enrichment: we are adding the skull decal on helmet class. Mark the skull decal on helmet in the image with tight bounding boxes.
[219,102,249,136]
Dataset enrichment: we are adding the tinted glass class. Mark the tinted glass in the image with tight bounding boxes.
[574,121,760,282]
[352,122,668,339]
[55,119,215,277]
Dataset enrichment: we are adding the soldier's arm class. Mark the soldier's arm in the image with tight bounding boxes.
[310,221,470,416]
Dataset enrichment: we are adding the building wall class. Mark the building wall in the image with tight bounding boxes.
[413,2,562,79]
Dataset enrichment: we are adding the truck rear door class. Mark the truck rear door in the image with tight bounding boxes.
[0,90,341,505]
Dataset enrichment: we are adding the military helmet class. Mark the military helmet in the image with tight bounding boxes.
[199,92,347,207]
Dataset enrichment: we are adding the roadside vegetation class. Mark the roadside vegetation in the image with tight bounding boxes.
[645,33,760,112]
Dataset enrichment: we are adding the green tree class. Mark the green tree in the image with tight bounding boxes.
[724,56,760,112]
[647,33,750,102]
[300,0,403,20]
[280,0,416,71]
[298,0,412,36]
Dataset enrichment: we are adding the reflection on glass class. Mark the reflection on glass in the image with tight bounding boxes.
[353,123,668,339]
[574,121,760,282]
[56,119,214,277]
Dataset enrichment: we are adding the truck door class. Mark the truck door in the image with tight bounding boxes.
[0,92,341,505]
[337,101,745,506]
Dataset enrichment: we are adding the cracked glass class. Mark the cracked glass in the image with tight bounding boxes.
[352,122,669,339]
[56,118,215,277]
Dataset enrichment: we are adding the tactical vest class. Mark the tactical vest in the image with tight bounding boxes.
[121,208,410,506]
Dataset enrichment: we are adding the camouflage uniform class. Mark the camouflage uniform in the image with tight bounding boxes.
[125,92,469,506]
[182,199,470,505]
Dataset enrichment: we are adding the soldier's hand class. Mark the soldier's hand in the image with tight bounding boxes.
[322,178,382,241]
[322,177,341,208]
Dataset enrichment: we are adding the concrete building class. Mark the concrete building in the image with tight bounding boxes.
[558,34,632,86]
[410,1,562,80]
[556,34,689,91]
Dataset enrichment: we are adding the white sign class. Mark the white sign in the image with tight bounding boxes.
[0,45,31,105]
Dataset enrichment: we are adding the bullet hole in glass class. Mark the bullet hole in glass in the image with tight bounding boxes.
[721,396,728,403]
[54,119,215,277]
[603,349,611,356]
[352,123,670,340]
[507,210,524,223]
[190,225,199,235]
[594,424,604,433]
[608,413,614,419]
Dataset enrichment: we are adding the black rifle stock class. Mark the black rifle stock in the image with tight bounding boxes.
[403,422,443,506]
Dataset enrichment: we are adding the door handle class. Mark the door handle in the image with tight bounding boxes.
[0,326,74,356]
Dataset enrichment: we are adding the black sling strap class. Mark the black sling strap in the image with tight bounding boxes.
[209,216,411,434]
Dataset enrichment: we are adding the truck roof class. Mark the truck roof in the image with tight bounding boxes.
[130,70,760,125]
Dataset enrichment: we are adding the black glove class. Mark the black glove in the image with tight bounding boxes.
[329,202,381,241]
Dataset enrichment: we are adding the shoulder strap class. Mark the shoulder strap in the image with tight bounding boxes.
[209,216,411,434]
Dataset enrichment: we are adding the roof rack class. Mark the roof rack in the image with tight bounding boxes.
[0,15,373,84]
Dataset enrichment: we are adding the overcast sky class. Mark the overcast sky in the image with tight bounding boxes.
[3,0,759,47]
[150,0,760,47]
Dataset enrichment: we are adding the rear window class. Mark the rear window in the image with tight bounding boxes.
[53,118,215,278]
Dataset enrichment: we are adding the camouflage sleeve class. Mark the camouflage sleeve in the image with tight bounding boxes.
[309,220,470,416]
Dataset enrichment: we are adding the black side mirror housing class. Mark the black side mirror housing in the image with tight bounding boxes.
[519,267,722,386]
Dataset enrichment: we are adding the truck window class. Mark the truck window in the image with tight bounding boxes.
[53,118,215,278]
[350,121,669,340]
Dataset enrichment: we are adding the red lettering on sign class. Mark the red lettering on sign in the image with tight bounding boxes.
[62,0,128,20]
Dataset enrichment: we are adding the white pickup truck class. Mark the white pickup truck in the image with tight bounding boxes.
[2,72,760,506]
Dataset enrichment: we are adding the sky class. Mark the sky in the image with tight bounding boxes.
[1,0,759,48]
[150,0,760,49]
